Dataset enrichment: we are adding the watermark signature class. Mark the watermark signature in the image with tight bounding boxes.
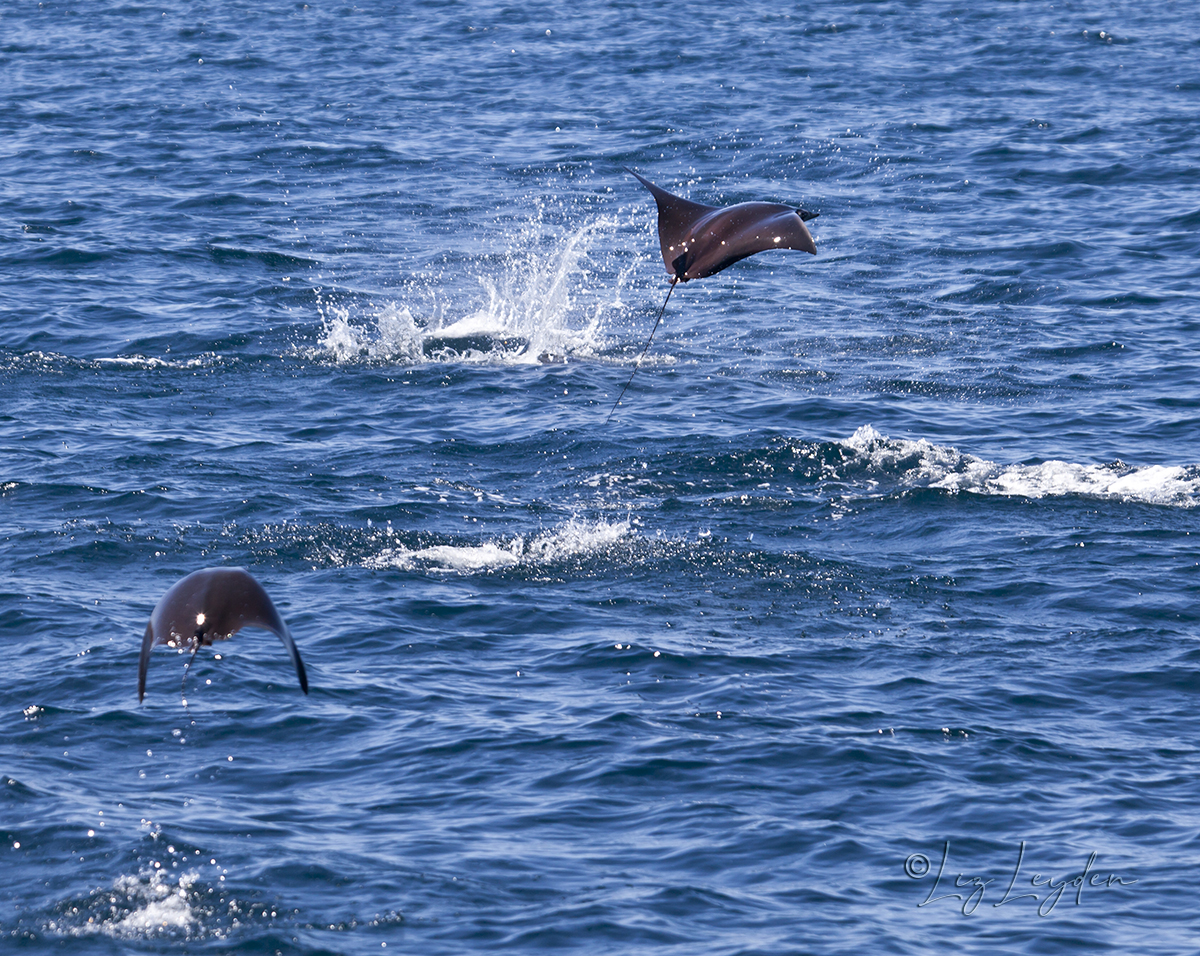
[904,841,1136,916]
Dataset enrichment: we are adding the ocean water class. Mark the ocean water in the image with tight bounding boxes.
[2,0,1199,952]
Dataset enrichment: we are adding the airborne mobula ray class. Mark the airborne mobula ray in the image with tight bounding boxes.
[607,171,820,422]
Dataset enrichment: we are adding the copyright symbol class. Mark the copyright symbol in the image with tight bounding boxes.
[904,853,931,879]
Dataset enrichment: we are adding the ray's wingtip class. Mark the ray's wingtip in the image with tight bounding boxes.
[625,167,654,190]
[277,625,309,694]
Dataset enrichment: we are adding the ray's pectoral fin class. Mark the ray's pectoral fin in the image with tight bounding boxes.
[798,208,819,222]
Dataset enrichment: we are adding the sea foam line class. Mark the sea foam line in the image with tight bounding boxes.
[844,425,1200,506]
[363,517,632,573]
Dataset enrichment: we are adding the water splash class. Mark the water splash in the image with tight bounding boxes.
[316,213,638,366]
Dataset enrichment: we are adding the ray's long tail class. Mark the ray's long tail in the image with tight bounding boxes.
[605,277,678,425]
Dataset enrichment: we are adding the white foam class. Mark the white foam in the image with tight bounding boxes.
[59,867,198,939]
[364,517,632,572]
[843,425,1200,506]
[107,875,197,935]
[940,459,1200,503]
[94,354,218,369]
[4,351,219,372]
[843,425,964,483]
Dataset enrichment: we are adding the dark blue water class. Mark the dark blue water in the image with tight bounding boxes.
[3,1,1199,952]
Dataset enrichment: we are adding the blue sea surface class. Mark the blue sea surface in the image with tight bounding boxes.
[2,1,1199,953]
